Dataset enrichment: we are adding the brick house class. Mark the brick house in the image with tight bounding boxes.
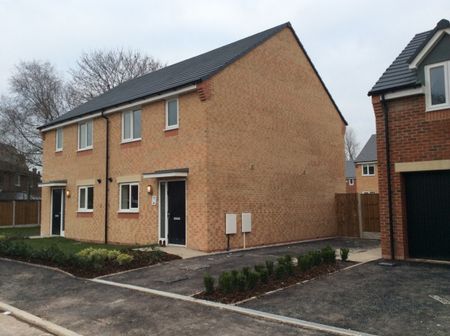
[345,160,356,193]
[0,143,41,201]
[354,134,378,194]
[38,23,347,252]
[369,19,450,260]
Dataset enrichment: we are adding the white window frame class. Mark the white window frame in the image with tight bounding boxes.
[15,175,21,187]
[425,61,450,112]
[78,185,94,212]
[119,182,139,213]
[121,110,142,143]
[55,128,63,152]
[362,164,375,177]
[78,120,93,151]
[348,178,354,186]
[165,98,179,130]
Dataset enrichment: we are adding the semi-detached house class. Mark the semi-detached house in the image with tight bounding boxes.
[39,22,347,252]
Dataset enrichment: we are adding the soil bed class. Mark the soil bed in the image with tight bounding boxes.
[2,249,180,278]
[195,260,356,304]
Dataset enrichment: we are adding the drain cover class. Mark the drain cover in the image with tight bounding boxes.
[430,295,450,305]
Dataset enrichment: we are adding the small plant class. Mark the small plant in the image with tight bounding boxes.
[298,254,312,271]
[230,269,239,290]
[321,246,336,264]
[265,260,274,275]
[309,250,322,266]
[258,268,269,283]
[218,271,233,294]
[236,272,247,292]
[254,264,265,273]
[246,271,260,290]
[203,273,215,294]
[340,248,350,262]
[274,263,286,279]
[115,253,134,265]
[242,266,251,278]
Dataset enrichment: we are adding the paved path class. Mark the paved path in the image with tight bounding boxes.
[104,238,379,295]
[0,259,329,336]
[0,312,53,336]
[241,261,450,336]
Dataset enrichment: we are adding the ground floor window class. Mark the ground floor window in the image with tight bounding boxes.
[78,186,94,212]
[120,183,139,212]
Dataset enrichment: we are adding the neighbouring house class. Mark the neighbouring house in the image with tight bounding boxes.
[38,22,347,252]
[369,19,450,260]
[345,160,356,193]
[0,143,41,201]
[354,134,378,194]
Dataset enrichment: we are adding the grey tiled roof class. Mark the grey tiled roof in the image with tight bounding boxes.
[369,19,450,95]
[355,134,377,163]
[41,22,346,129]
[345,160,356,179]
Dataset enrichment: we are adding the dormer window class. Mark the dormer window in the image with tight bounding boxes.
[425,62,450,111]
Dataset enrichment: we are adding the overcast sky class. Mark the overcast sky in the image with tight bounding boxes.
[1,0,449,146]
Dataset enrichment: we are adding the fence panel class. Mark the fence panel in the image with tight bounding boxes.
[361,194,380,232]
[0,200,40,226]
[335,193,360,237]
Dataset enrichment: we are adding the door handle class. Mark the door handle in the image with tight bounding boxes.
[55,214,60,218]
[173,217,181,220]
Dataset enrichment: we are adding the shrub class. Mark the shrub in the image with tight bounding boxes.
[298,254,312,271]
[230,269,239,290]
[236,272,247,292]
[0,235,5,241]
[246,271,260,290]
[321,246,336,264]
[258,268,269,284]
[265,260,274,275]
[218,271,233,294]
[203,273,215,294]
[274,263,286,279]
[115,253,134,265]
[242,267,251,278]
[37,245,68,264]
[340,248,350,262]
[254,264,265,273]
[309,250,322,266]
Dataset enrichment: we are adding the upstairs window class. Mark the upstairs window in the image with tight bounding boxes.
[122,110,141,142]
[78,186,94,212]
[78,120,93,150]
[362,164,375,176]
[425,62,450,111]
[165,98,179,130]
[55,128,63,151]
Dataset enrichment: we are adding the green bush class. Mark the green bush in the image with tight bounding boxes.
[246,271,260,290]
[203,273,215,294]
[258,268,269,283]
[242,266,251,278]
[236,272,247,292]
[230,269,239,290]
[321,246,336,264]
[218,271,233,294]
[0,235,5,241]
[265,260,274,275]
[340,248,350,262]
[274,263,286,279]
[254,264,265,273]
[115,253,134,265]
[298,254,312,271]
[309,250,322,266]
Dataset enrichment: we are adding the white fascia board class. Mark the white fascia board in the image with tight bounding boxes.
[38,182,67,187]
[409,29,450,69]
[40,85,197,133]
[384,87,425,100]
[143,172,188,179]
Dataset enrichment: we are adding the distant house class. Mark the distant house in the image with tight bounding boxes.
[37,23,347,251]
[345,160,356,193]
[369,19,450,260]
[0,143,41,200]
[354,134,378,194]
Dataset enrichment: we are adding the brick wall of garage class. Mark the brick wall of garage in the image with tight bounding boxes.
[372,94,450,259]
[204,27,346,251]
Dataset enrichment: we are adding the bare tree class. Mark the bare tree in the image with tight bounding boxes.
[344,127,360,161]
[67,49,164,106]
[0,61,67,167]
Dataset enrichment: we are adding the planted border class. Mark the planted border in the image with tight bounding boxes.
[196,246,353,303]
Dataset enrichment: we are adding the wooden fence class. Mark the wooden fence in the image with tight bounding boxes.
[0,200,41,227]
[336,193,380,238]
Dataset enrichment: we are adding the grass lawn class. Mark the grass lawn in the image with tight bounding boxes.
[17,237,140,255]
[0,226,40,238]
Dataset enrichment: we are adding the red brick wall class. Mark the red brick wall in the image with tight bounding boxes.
[372,94,450,259]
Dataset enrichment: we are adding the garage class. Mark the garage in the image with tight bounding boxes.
[404,170,450,260]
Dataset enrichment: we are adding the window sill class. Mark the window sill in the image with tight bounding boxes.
[77,147,93,152]
[121,138,141,144]
[426,104,450,112]
[55,149,63,153]
[164,126,179,132]
[362,175,376,177]
[117,210,139,214]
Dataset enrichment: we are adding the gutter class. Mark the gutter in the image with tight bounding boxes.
[380,94,395,260]
[101,111,110,244]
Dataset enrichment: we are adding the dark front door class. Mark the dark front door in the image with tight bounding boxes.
[167,181,186,245]
[51,188,64,235]
[405,170,450,260]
